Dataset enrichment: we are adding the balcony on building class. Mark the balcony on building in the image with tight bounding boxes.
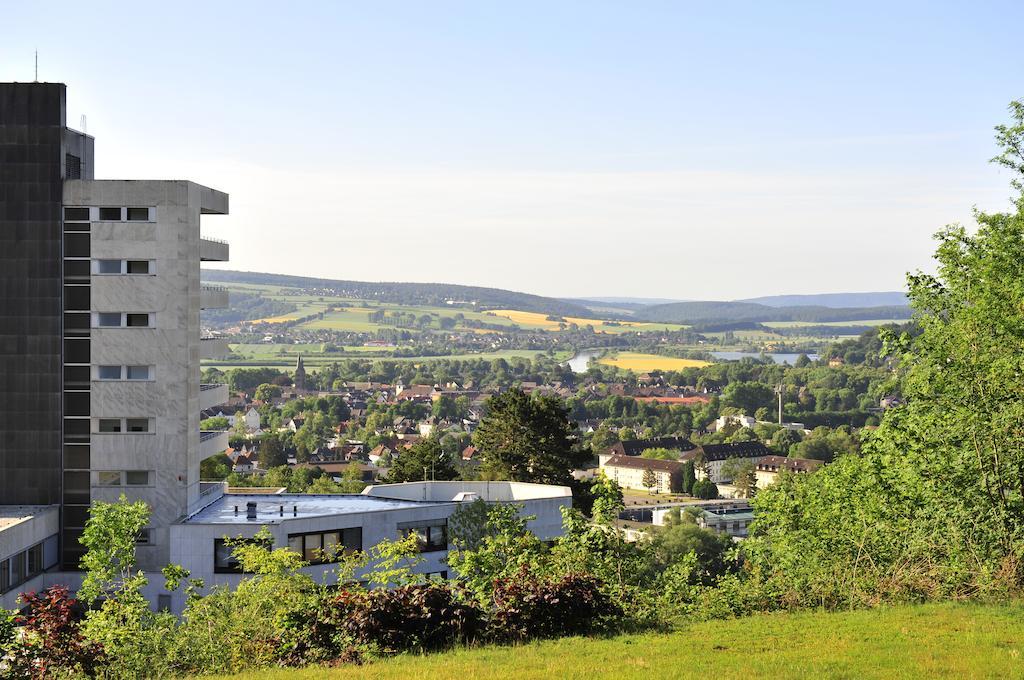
[200,337,231,360]
[199,383,229,412]
[200,237,229,262]
[200,285,229,310]
[199,430,229,460]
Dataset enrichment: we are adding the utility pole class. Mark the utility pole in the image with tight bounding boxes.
[776,384,784,425]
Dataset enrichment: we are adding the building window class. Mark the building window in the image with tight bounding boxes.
[126,365,151,380]
[98,419,122,433]
[98,471,122,486]
[64,207,90,221]
[99,207,122,221]
[214,539,243,574]
[126,419,150,433]
[136,529,153,545]
[126,314,151,327]
[66,154,82,179]
[97,313,122,327]
[287,528,362,565]
[96,259,121,274]
[97,365,122,380]
[126,207,149,221]
[398,520,448,553]
[125,471,150,486]
[126,260,150,274]
[214,536,271,574]
[0,540,52,594]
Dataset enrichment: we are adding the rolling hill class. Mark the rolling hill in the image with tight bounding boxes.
[202,270,596,318]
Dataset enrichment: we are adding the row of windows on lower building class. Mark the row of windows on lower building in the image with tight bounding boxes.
[0,539,57,595]
[213,521,449,574]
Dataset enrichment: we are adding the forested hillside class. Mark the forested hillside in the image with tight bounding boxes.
[202,270,596,317]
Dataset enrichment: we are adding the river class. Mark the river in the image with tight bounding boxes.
[710,351,819,364]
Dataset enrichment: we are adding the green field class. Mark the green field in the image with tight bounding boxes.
[209,602,1024,679]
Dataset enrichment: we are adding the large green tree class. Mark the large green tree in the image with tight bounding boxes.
[749,100,1024,606]
[384,436,458,483]
[473,389,588,484]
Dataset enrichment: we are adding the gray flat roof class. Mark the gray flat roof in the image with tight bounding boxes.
[184,494,441,525]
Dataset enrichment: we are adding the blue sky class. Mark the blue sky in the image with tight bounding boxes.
[3,1,1022,299]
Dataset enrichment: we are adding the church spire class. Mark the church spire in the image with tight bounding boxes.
[294,355,307,391]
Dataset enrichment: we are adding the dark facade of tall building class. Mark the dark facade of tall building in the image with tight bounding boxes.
[0,84,66,507]
[0,83,97,568]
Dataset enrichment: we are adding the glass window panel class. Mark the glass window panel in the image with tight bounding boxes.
[303,534,322,562]
[97,313,121,327]
[98,419,122,433]
[96,259,121,274]
[126,365,150,380]
[125,471,149,485]
[64,207,90,221]
[1,560,9,593]
[99,207,121,221]
[98,471,121,486]
[288,535,302,555]
[10,554,24,587]
[126,419,150,433]
[98,365,122,380]
[126,313,150,327]
[342,528,362,553]
[126,260,149,274]
[126,207,149,221]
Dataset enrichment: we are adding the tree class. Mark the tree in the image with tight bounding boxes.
[691,478,718,500]
[682,460,696,495]
[258,433,287,469]
[254,383,282,402]
[473,389,588,485]
[640,447,678,461]
[200,453,233,480]
[770,428,801,454]
[642,468,659,493]
[77,496,156,677]
[721,381,774,415]
[384,437,457,483]
[200,416,230,431]
[748,101,1024,607]
[590,472,624,524]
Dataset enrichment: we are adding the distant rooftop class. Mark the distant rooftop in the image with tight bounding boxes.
[184,494,433,525]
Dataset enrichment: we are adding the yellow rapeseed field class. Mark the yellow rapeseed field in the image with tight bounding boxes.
[598,352,710,371]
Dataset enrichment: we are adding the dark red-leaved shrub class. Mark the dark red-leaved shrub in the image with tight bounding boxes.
[7,585,106,679]
[488,571,620,642]
[337,583,483,653]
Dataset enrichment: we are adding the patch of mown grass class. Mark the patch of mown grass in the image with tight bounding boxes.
[206,602,1024,679]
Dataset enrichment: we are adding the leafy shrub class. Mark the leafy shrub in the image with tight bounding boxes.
[6,586,105,679]
[336,583,484,653]
[488,570,620,642]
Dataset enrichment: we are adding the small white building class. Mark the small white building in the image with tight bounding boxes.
[166,481,571,612]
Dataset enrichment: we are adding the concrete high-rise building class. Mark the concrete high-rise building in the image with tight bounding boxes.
[0,81,231,598]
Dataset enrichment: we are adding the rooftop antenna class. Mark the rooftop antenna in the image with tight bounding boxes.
[34,50,38,81]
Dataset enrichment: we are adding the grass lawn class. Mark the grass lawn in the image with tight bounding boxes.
[598,351,710,371]
[207,602,1024,679]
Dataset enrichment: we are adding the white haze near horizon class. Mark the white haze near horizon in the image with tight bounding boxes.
[3,1,1021,300]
